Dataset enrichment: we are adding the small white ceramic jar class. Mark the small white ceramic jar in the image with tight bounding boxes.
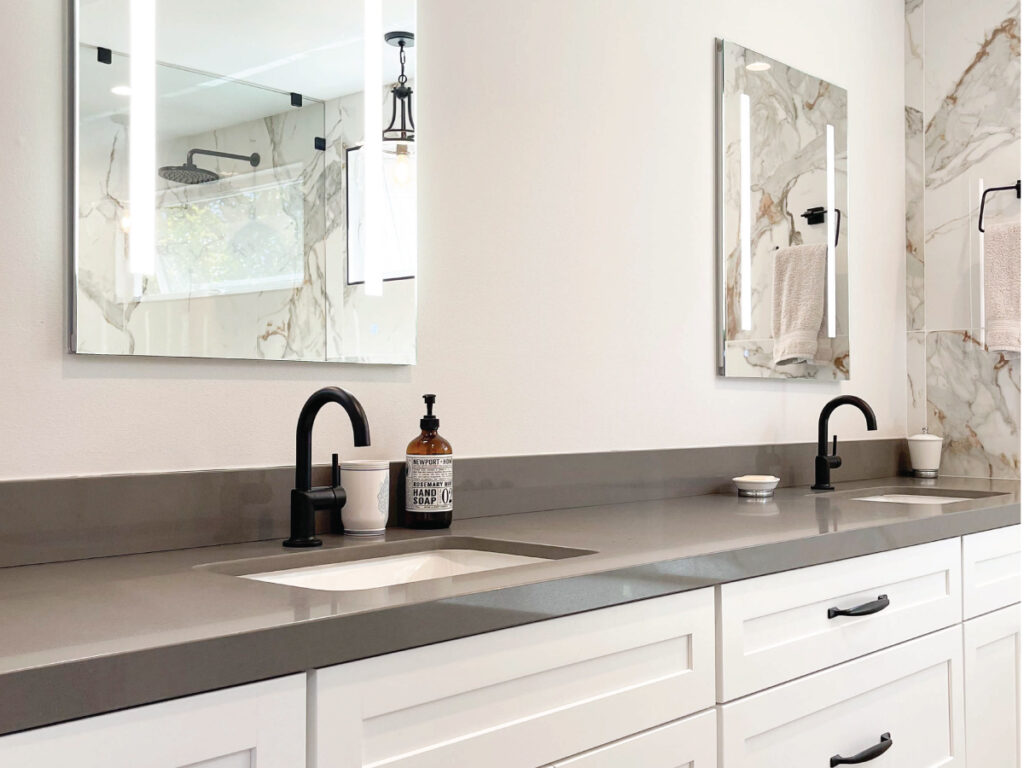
[907,432,943,478]
[339,460,391,536]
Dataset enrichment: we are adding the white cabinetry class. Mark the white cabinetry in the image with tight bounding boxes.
[0,675,306,768]
[313,589,715,768]
[719,626,965,768]
[716,538,962,701]
[963,525,1020,619]
[964,603,1020,768]
[551,709,717,768]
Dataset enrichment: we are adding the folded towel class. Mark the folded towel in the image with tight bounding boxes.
[772,243,829,365]
[985,221,1021,354]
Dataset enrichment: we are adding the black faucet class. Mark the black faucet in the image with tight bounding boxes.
[811,395,878,491]
[284,387,371,547]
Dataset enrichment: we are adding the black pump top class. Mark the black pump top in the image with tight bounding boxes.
[420,394,440,430]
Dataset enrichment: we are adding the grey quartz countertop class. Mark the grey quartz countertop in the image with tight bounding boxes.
[0,475,1018,736]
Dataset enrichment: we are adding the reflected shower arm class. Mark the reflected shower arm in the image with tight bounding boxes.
[185,148,261,168]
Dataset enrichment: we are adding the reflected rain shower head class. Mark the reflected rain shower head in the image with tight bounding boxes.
[158,147,261,185]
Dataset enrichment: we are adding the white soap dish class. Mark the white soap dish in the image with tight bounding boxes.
[733,475,781,498]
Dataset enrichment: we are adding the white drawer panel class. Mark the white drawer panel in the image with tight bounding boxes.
[552,709,716,768]
[0,675,306,768]
[964,604,1021,768]
[716,538,962,700]
[314,589,715,768]
[719,627,965,768]
[963,525,1020,619]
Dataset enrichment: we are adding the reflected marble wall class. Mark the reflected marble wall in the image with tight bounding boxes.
[76,55,416,364]
[720,41,850,379]
[905,0,1021,478]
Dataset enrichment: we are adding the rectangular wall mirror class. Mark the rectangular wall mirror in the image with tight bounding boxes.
[715,39,849,380]
[71,0,417,364]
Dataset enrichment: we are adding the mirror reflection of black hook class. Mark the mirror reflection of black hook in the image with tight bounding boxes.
[800,206,841,247]
[978,180,1021,233]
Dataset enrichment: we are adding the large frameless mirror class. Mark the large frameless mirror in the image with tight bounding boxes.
[715,39,849,380]
[71,0,417,364]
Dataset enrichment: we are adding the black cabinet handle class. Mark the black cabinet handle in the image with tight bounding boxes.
[830,732,893,766]
[828,594,890,620]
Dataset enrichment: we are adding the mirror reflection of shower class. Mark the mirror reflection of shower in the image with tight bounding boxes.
[158,148,261,185]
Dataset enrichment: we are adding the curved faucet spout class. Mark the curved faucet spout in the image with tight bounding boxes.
[295,387,371,492]
[817,395,878,451]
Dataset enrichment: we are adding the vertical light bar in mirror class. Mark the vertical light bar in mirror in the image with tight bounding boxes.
[739,93,752,331]
[362,0,384,296]
[977,177,985,334]
[825,123,836,338]
[128,0,156,275]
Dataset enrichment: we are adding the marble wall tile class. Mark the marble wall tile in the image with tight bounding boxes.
[907,331,927,433]
[906,0,1020,478]
[906,106,925,331]
[724,337,850,381]
[927,330,1020,477]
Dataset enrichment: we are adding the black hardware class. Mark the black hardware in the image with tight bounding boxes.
[285,387,371,548]
[290,92,303,107]
[811,396,878,491]
[97,47,112,64]
[978,180,1021,232]
[801,206,827,225]
[800,207,842,247]
[186,148,260,167]
[383,31,415,143]
[830,733,893,766]
[314,137,327,151]
[828,594,890,619]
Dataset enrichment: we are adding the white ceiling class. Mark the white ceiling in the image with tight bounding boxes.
[78,0,416,101]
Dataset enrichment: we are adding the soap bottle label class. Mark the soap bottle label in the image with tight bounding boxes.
[405,455,454,513]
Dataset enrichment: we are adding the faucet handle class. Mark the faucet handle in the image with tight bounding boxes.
[332,453,341,487]
[832,435,838,457]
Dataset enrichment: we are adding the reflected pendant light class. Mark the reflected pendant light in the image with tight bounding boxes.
[383,31,414,143]
[383,31,415,187]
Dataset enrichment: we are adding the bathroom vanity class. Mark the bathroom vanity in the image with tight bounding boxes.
[0,479,1017,767]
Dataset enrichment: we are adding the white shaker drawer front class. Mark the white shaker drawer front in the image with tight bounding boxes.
[719,626,965,768]
[963,525,1020,619]
[963,604,1021,768]
[552,709,717,768]
[0,674,306,768]
[314,589,715,768]
[716,538,962,700]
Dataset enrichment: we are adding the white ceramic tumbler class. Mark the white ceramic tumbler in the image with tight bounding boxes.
[907,433,943,478]
[339,460,390,535]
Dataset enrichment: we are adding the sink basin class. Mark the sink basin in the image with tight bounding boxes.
[244,549,552,591]
[839,486,1009,505]
[201,536,594,593]
[852,493,972,505]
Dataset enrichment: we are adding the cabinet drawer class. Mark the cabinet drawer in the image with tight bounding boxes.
[0,675,306,768]
[314,589,715,768]
[963,525,1020,619]
[964,604,1020,768]
[552,709,716,767]
[719,627,965,768]
[716,538,961,700]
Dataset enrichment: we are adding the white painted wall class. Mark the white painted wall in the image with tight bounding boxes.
[0,0,906,480]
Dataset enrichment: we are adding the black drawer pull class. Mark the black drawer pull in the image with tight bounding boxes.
[830,732,893,766]
[828,594,890,620]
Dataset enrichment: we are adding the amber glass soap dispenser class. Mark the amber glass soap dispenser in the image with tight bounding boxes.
[404,394,454,528]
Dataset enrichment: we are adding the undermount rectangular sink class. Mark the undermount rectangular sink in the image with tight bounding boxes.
[202,536,594,593]
[841,486,1009,505]
[244,549,553,591]
[852,493,973,505]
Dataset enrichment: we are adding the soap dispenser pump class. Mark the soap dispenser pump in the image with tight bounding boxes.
[404,394,454,528]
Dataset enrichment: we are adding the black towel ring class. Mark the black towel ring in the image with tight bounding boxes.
[978,180,1021,233]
